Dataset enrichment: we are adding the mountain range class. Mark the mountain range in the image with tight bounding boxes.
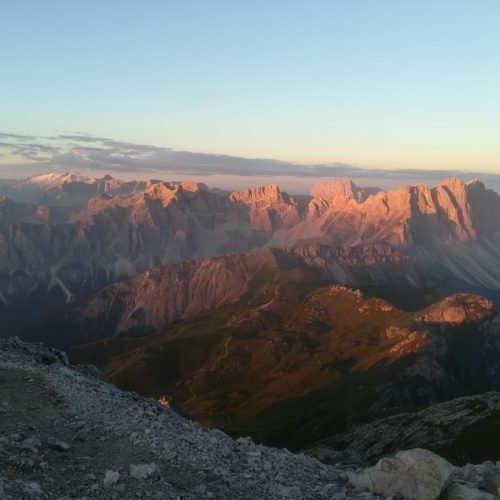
[4,171,500,465]
[2,172,500,334]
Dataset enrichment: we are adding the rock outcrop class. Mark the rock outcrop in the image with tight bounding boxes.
[348,448,456,500]
[416,294,494,324]
[309,391,500,466]
[229,184,302,233]
[348,448,500,500]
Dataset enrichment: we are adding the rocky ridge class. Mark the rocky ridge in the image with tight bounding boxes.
[309,391,500,466]
[0,337,375,499]
[23,250,285,345]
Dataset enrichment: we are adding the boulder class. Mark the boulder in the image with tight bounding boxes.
[484,472,500,495]
[103,470,120,487]
[348,448,455,500]
[129,462,159,480]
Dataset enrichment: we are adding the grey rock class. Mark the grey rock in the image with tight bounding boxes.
[276,485,303,498]
[103,470,120,487]
[21,481,45,497]
[484,473,500,495]
[309,393,500,465]
[320,483,346,498]
[193,484,207,495]
[442,482,494,500]
[47,437,70,452]
[129,463,159,480]
[21,437,41,454]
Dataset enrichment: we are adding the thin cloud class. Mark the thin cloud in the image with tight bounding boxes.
[0,132,36,141]
[0,131,499,193]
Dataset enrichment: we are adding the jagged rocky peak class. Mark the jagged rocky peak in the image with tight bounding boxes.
[387,178,486,242]
[141,180,210,207]
[178,180,209,192]
[437,176,470,193]
[144,181,179,200]
[311,179,358,200]
[146,180,207,195]
[434,177,471,206]
[310,179,379,202]
[95,174,121,191]
[466,178,488,192]
[464,178,500,236]
[229,185,302,234]
[416,293,494,324]
[26,172,96,186]
[432,177,478,212]
[229,184,283,203]
[347,178,495,244]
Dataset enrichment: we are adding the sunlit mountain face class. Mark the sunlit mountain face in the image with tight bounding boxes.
[2,173,500,333]
[1,172,500,456]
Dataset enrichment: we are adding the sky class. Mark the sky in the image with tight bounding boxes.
[1,1,500,191]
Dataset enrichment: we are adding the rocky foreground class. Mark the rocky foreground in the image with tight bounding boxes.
[0,338,375,499]
[1,338,500,499]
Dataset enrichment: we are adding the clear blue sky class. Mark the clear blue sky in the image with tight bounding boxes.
[2,0,500,172]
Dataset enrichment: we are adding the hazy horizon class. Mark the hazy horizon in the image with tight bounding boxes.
[1,130,500,194]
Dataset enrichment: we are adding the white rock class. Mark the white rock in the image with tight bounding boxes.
[103,470,120,487]
[348,448,455,500]
[47,437,70,452]
[247,450,262,457]
[277,485,303,498]
[463,463,479,481]
[320,483,346,498]
[22,481,44,497]
[130,462,158,480]
[484,473,500,496]
[193,484,207,495]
